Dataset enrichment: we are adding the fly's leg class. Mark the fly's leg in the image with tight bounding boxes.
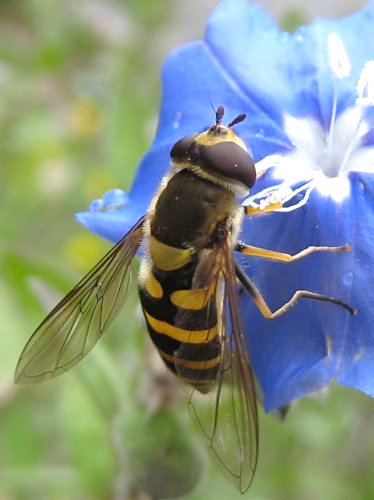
[243,178,315,216]
[235,241,350,262]
[241,188,350,261]
[243,201,282,216]
[235,264,357,317]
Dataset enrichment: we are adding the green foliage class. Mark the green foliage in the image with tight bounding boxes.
[1,1,374,499]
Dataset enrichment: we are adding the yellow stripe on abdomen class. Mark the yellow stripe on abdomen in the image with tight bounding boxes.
[148,235,192,271]
[170,288,210,309]
[144,311,217,343]
[145,270,163,299]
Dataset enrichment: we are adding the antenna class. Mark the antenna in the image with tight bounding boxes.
[228,113,246,128]
[215,106,225,125]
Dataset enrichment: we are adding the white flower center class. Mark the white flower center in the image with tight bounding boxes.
[261,34,374,202]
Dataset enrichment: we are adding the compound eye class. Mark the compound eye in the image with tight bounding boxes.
[170,133,198,160]
[200,142,256,188]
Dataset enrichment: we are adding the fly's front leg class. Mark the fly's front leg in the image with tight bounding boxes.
[243,178,316,216]
[244,201,283,216]
[235,264,357,317]
[235,241,350,262]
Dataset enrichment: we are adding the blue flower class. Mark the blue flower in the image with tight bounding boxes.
[76,0,374,412]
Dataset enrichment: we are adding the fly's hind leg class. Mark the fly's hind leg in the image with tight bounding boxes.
[235,264,357,318]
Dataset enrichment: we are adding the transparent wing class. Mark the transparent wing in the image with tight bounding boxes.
[179,240,259,493]
[15,217,145,384]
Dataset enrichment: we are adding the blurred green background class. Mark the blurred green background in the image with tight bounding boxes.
[1,1,374,499]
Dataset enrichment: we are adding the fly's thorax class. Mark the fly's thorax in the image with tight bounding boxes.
[170,123,256,198]
[149,169,241,256]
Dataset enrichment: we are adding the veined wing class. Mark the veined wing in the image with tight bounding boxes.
[15,217,145,384]
[176,239,259,493]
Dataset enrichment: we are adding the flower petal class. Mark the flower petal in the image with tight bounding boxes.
[336,171,374,396]
[207,0,374,130]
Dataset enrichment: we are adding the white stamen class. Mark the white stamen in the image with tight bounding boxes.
[327,34,352,171]
[327,33,351,80]
[338,61,374,171]
[356,60,374,106]
[255,154,282,177]
[327,78,338,171]
[339,107,364,172]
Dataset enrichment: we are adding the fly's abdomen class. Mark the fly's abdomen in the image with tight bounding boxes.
[138,244,222,393]
[138,170,234,392]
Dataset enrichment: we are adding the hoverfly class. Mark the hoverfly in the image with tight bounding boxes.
[15,106,356,493]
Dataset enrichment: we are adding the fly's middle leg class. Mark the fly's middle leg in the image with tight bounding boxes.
[235,241,350,262]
